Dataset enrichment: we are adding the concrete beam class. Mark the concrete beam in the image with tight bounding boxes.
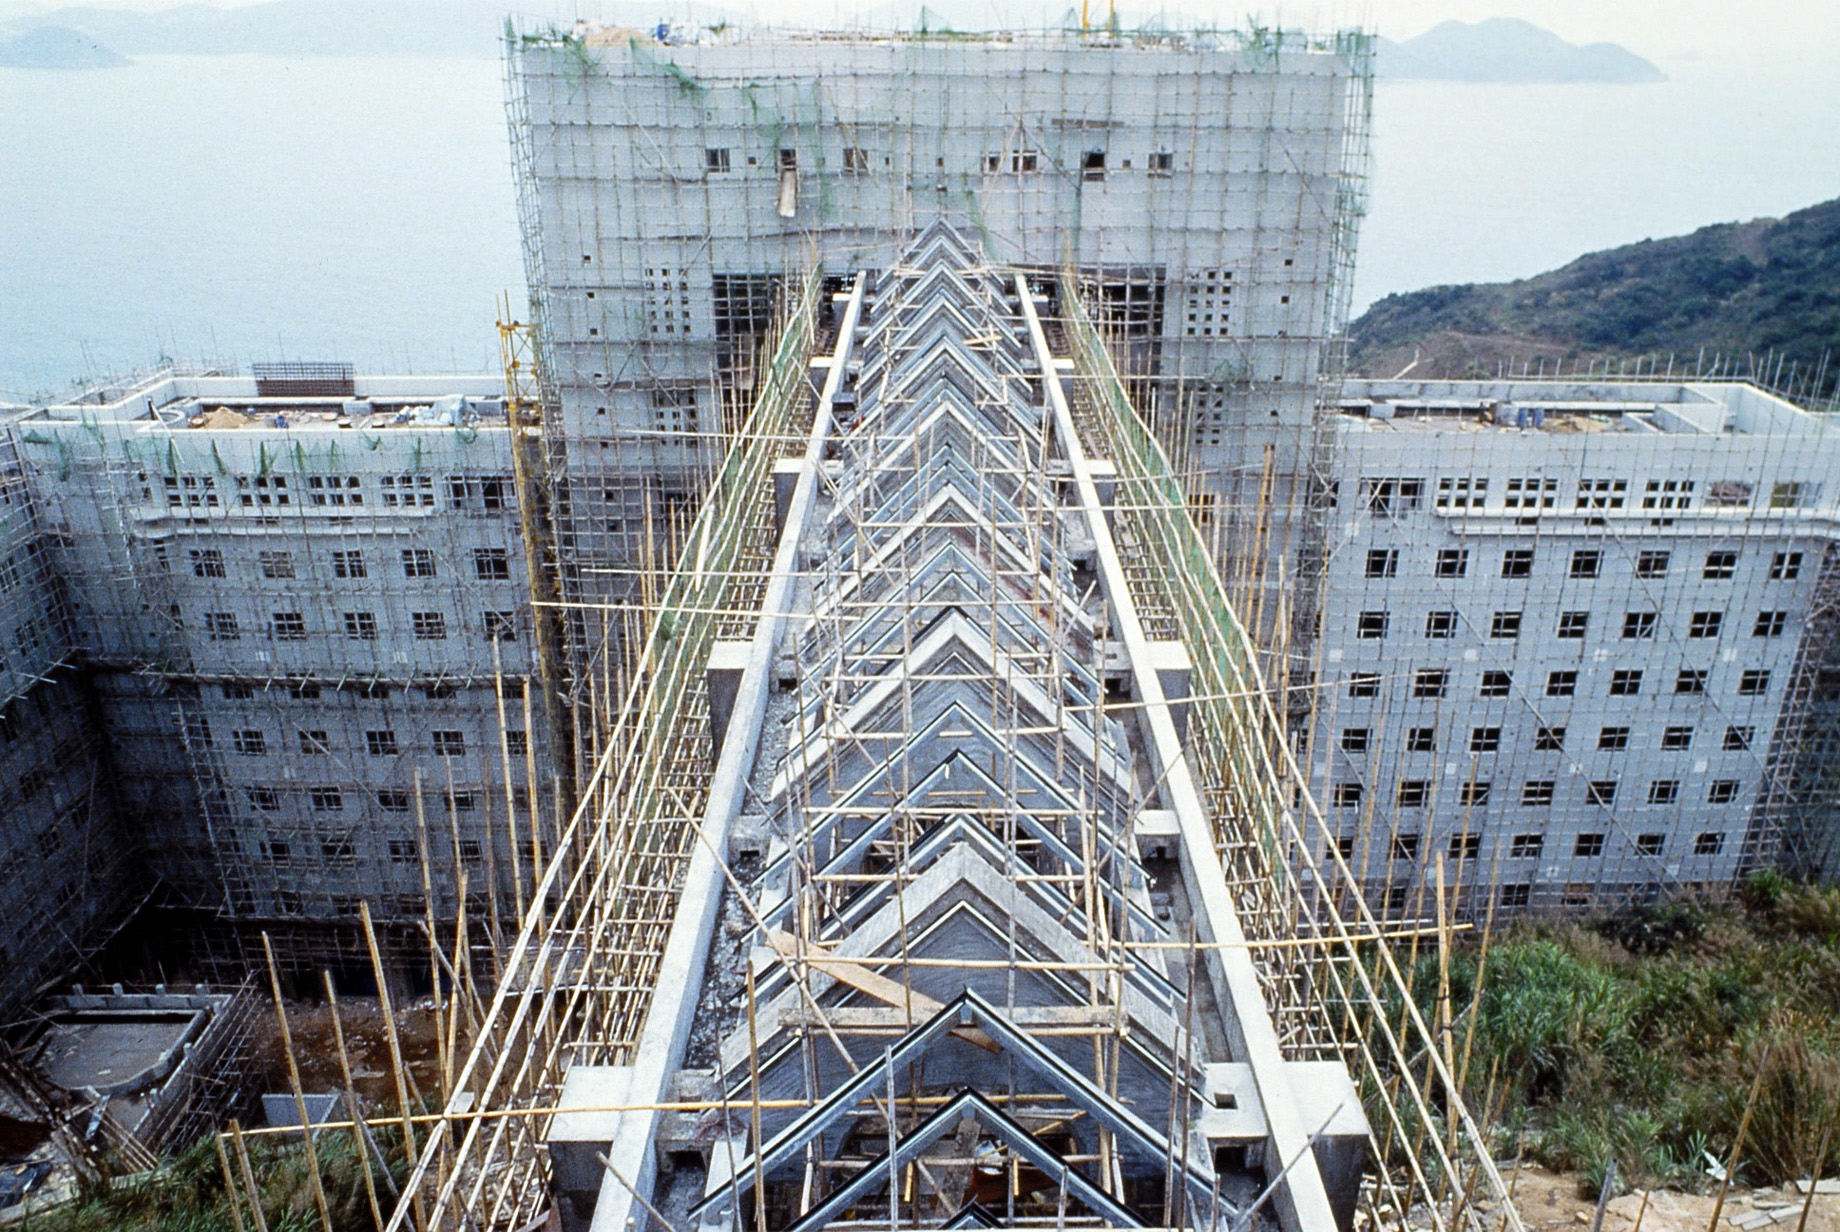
[703,640,751,753]
[1145,638,1193,740]
[574,276,868,1232]
[1018,278,1346,1232]
[547,1066,633,1232]
[772,458,802,537]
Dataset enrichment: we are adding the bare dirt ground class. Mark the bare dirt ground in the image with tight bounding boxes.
[260,997,447,1112]
[1505,1164,1840,1232]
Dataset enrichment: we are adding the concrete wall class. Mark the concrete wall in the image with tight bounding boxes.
[0,670,131,1017]
[1311,383,1840,911]
[1,380,555,986]
[508,26,1370,671]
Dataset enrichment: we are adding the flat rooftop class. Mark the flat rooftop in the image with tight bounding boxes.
[33,368,504,431]
[1334,379,1830,438]
[566,22,1355,53]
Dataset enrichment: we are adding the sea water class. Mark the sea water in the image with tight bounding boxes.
[0,54,523,399]
[4,52,1839,399]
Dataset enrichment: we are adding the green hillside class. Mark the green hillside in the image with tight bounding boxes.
[1347,196,1840,401]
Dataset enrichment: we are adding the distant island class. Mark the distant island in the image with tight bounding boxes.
[0,25,125,68]
[1,3,1659,80]
[0,0,524,59]
[1376,18,1663,83]
[1346,196,1840,398]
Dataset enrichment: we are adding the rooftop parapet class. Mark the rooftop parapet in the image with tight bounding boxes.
[35,371,504,428]
[546,19,1372,58]
[1335,378,1834,436]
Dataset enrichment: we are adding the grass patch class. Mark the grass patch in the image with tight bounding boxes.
[1426,875,1840,1195]
[14,1119,414,1232]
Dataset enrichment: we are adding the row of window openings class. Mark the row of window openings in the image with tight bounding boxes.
[0,543,46,594]
[217,681,464,702]
[1334,829,1730,863]
[1362,477,1819,515]
[247,785,521,817]
[1340,722,1757,755]
[188,547,510,581]
[15,802,93,858]
[260,829,504,871]
[1348,666,1772,699]
[227,728,523,757]
[1357,606,1789,640]
[263,833,530,867]
[1364,547,1801,582]
[199,610,519,642]
[700,146,1174,179]
[241,891,505,919]
[163,474,506,511]
[1330,776,1741,810]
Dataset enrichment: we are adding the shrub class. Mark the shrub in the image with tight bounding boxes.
[1598,900,1706,955]
[1705,1017,1840,1185]
[1445,883,1839,1196]
[1474,940,1634,1102]
[1739,868,1792,914]
[1778,884,1840,941]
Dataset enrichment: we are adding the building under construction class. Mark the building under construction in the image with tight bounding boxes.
[0,367,558,1019]
[2,17,1840,1230]
[397,220,1516,1232]
[505,22,1372,701]
[1311,379,1840,911]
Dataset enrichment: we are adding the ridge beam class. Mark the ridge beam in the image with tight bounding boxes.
[568,274,868,1232]
[1017,277,1344,1232]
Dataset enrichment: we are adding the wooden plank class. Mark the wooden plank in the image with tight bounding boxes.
[761,929,999,1051]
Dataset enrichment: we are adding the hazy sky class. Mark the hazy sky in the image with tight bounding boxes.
[11,0,1836,63]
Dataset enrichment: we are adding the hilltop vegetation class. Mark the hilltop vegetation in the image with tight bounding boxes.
[1348,197,1840,397]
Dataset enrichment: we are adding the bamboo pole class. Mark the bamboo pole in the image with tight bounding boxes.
[1629,1187,1653,1232]
[360,899,426,1228]
[230,1119,272,1232]
[446,868,473,1072]
[493,637,527,922]
[1792,1124,1832,1232]
[213,1130,250,1232]
[325,971,385,1231]
[444,753,492,999]
[1434,855,1457,1092]
[223,1091,1107,1143]
[522,678,545,912]
[1708,1044,1773,1232]
[413,769,449,1094]
[261,934,334,1232]
[747,955,768,1232]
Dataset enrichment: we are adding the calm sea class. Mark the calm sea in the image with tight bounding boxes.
[4,52,1838,399]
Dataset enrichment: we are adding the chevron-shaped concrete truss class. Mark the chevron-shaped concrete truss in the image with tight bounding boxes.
[401,225,1528,1232]
[537,224,1360,1232]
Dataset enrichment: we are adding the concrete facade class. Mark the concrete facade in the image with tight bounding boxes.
[1312,380,1840,910]
[0,371,554,1009]
[0,404,131,1020]
[506,24,1372,683]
